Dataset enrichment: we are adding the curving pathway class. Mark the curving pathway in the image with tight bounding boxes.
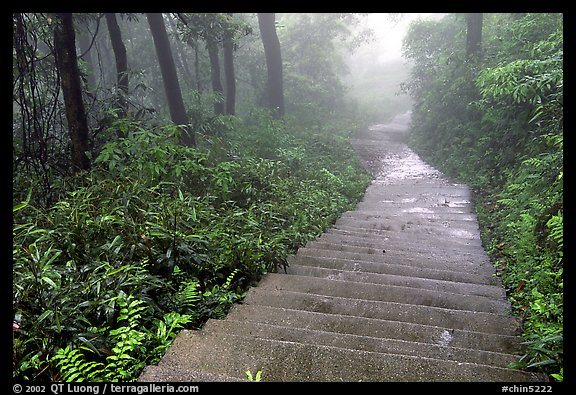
[139,112,542,382]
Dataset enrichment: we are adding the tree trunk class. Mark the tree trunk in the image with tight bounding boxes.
[167,16,194,88]
[146,13,195,146]
[223,13,236,115]
[206,38,224,115]
[105,13,128,118]
[466,13,483,60]
[257,13,284,118]
[53,13,91,172]
[76,27,97,92]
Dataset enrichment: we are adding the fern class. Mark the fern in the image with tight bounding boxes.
[52,346,105,382]
[547,211,563,249]
[223,268,240,289]
[52,295,150,382]
[202,269,243,319]
[152,312,193,358]
[175,279,202,311]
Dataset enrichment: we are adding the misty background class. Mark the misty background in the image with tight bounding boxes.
[344,13,446,121]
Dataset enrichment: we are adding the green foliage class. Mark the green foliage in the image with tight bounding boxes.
[13,108,370,381]
[245,369,263,381]
[51,294,192,382]
[403,13,563,380]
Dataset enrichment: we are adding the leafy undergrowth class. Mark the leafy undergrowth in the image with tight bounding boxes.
[12,112,372,381]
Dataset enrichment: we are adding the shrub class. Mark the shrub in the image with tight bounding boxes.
[13,112,371,381]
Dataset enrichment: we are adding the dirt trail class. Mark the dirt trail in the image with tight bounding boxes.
[138,112,542,382]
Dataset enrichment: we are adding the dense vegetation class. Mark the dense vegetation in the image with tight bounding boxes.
[14,12,562,383]
[402,13,563,381]
[13,13,373,381]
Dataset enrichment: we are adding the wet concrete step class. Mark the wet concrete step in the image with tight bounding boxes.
[241,287,519,336]
[319,231,487,256]
[257,273,511,315]
[203,318,520,368]
[285,264,506,299]
[355,201,473,215]
[151,330,539,381]
[362,182,471,196]
[225,303,520,354]
[339,216,480,235]
[297,247,495,276]
[334,217,482,242]
[139,366,243,382]
[303,241,490,272]
[340,210,480,226]
[360,191,472,204]
[286,255,501,286]
[341,210,478,224]
[330,223,484,248]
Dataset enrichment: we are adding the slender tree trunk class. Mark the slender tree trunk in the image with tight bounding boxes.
[53,13,91,172]
[257,13,284,118]
[206,39,224,115]
[194,43,202,92]
[167,16,194,88]
[146,13,195,146]
[105,13,129,117]
[223,13,236,115]
[466,13,483,60]
[77,27,97,92]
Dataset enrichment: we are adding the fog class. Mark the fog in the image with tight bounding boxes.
[345,13,447,121]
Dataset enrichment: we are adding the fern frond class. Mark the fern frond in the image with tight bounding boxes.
[223,269,240,289]
[175,279,202,310]
[52,346,105,382]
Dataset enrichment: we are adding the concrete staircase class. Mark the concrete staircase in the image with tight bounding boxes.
[138,112,542,382]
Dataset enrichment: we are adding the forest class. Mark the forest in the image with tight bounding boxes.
[13,13,562,382]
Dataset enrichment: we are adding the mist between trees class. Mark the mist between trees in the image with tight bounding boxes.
[13,12,562,382]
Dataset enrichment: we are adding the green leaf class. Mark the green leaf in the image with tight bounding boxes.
[41,276,58,289]
[13,187,33,213]
[37,310,52,323]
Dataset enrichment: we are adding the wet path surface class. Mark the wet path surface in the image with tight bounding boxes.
[350,112,482,248]
[139,112,542,382]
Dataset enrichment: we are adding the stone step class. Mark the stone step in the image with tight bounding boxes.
[361,183,471,197]
[360,192,472,206]
[286,255,500,286]
[297,247,496,276]
[318,231,487,256]
[330,223,484,248]
[285,264,506,299]
[149,329,538,381]
[340,210,479,226]
[224,303,520,354]
[257,273,511,315]
[304,241,490,271]
[334,217,482,242]
[138,365,244,382]
[242,287,520,336]
[341,209,478,222]
[355,201,472,215]
[203,319,521,368]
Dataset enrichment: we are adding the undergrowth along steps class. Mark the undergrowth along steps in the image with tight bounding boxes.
[138,112,544,382]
